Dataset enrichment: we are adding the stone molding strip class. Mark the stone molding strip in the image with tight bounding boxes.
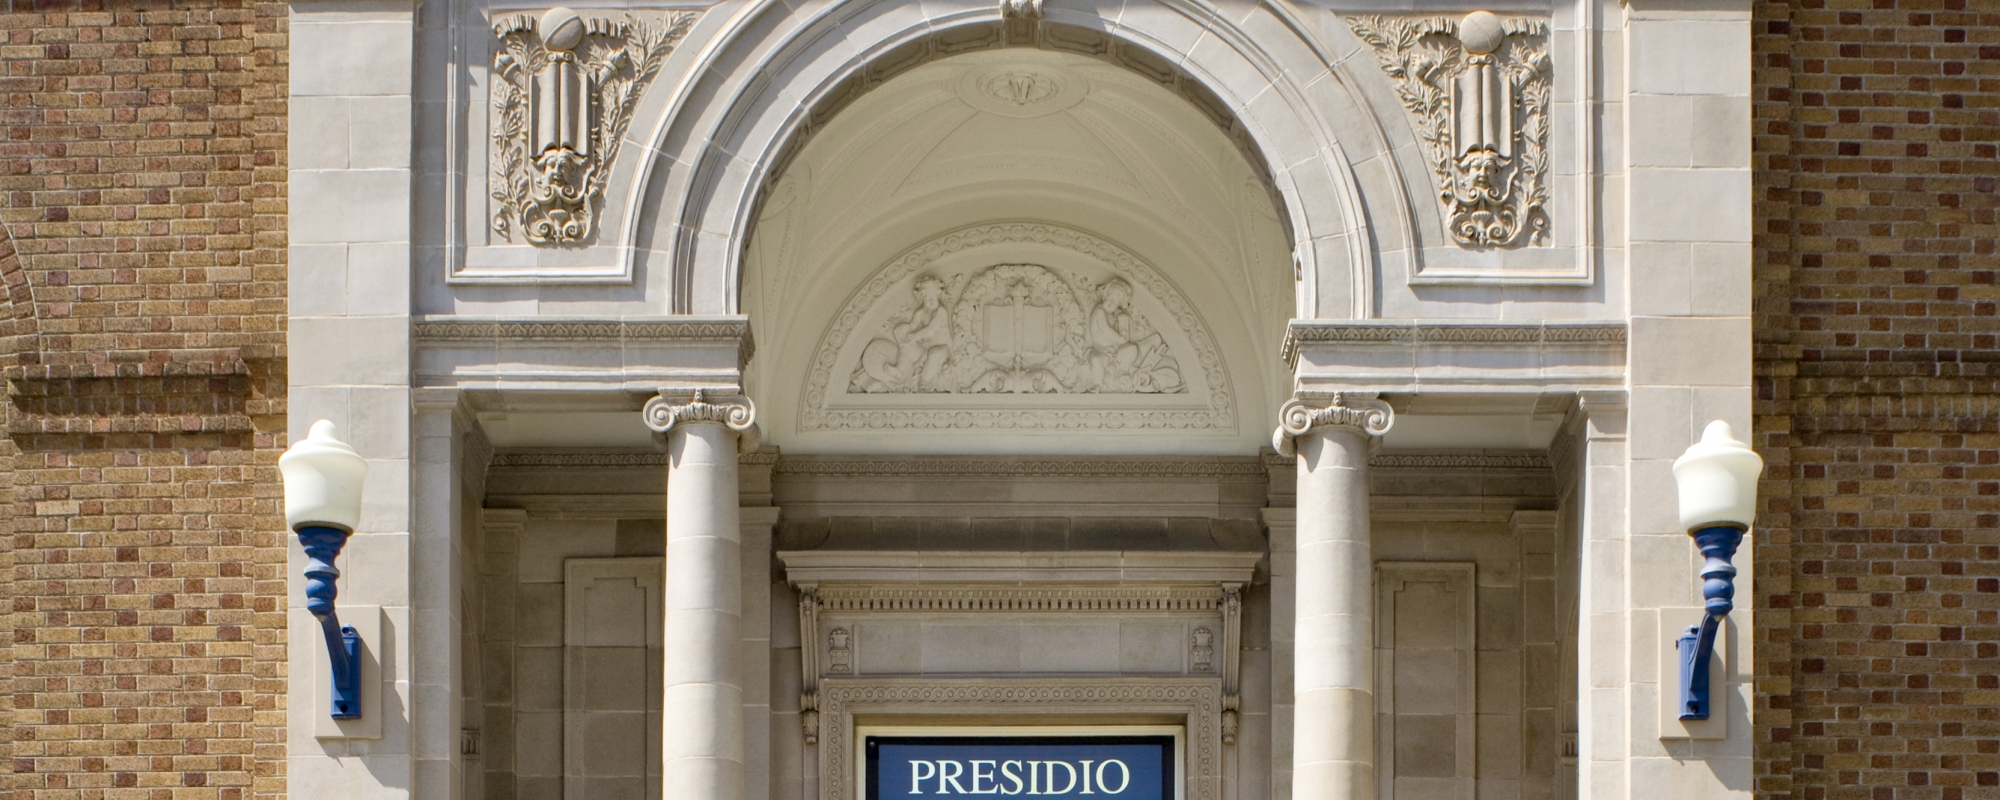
[489,450,1552,471]
[1371,451,1552,470]
[412,316,755,367]
[814,585,1226,612]
[774,455,1268,479]
[1281,320,1628,366]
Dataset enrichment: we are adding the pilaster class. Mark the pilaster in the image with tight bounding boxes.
[286,0,419,797]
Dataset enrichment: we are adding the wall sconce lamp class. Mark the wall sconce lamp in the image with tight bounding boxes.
[279,420,371,719]
[1670,420,1763,721]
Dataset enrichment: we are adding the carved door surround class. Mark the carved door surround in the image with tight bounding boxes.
[778,550,1260,800]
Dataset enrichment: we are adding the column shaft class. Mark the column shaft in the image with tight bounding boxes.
[664,421,745,800]
[1291,425,1375,800]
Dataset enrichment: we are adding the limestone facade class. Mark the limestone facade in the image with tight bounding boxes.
[2,1,1996,800]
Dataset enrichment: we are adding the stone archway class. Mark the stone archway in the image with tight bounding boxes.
[632,0,1416,321]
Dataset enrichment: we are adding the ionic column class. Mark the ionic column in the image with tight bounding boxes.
[1272,392,1393,800]
[644,389,761,800]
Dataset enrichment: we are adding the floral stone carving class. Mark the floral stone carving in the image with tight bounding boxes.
[848,265,1185,395]
[490,7,695,245]
[1347,11,1551,248]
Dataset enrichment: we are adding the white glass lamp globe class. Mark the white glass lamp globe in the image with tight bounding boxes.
[280,420,370,533]
[1671,420,1763,531]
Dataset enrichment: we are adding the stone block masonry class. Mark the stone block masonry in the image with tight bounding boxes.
[1753,0,2000,797]
[0,3,290,800]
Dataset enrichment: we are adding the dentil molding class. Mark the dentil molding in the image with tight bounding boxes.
[489,7,697,245]
[1347,11,1552,249]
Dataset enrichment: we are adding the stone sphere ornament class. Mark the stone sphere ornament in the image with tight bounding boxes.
[1458,10,1506,55]
[540,7,586,52]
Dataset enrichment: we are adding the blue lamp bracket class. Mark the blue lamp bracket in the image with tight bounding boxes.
[298,525,363,719]
[1675,524,1742,721]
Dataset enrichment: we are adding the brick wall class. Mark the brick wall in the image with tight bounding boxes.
[1752,0,2000,797]
[0,3,289,800]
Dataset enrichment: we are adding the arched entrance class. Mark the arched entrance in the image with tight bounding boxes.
[741,46,1293,455]
[635,4,1417,321]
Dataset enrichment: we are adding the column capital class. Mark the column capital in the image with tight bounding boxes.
[1272,391,1393,457]
[643,388,762,451]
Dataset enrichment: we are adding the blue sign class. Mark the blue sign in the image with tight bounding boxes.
[866,736,1174,800]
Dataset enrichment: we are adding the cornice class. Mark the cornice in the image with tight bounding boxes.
[773,456,1268,479]
[490,450,1550,472]
[814,585,1226,613]
[1370,451,1552,470]
[411,316,755,366]
[1281,320,1628,366]
[490,451,668,469]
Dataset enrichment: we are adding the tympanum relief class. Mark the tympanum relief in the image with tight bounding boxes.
[848,266,1186,396]
[803,223,1233,432]
[489,7,695,245]
[1347,11,1551,248]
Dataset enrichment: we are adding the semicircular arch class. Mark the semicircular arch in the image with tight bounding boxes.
[631,0,1415,321]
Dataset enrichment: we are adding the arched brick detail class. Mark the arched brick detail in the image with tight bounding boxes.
[0,222,34,378]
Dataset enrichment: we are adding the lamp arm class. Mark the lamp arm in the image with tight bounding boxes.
[298,525,364,719]
[1676,525,1743,721]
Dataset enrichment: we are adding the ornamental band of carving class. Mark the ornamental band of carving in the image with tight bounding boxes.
[1347,11,1551,248]
[490,7,695,245]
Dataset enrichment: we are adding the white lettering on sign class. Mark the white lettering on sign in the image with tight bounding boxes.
[907,760,1134,795]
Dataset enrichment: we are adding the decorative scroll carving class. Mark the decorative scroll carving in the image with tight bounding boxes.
[642,389,761,451]
[797,585,822,744]
[847,266,1185,395]
[1272,392,1395,457]
[490,7,695,245]
[805,223,1233,432]
[1219,584,1242,745]
[1346,11,1551,248]
[998,0,1042,19]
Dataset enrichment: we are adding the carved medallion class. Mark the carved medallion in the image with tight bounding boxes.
[1346,11,1551,248]
[489,7,696,245]
[957,63,1086,118]
[803,223,1233,432]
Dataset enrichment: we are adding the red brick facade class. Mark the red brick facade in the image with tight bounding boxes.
[1752,0,2000,797]
[0,3,290,800]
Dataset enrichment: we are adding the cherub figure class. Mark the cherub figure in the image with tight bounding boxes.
[851,275,955,392]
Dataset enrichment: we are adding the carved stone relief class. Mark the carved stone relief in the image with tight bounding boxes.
[804,223,1233,432]
[1346,11,1551,248]
[1191,627,1214,674]
[489,7,696,245]
[827,627,853,674]
[846,265,1186,396]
